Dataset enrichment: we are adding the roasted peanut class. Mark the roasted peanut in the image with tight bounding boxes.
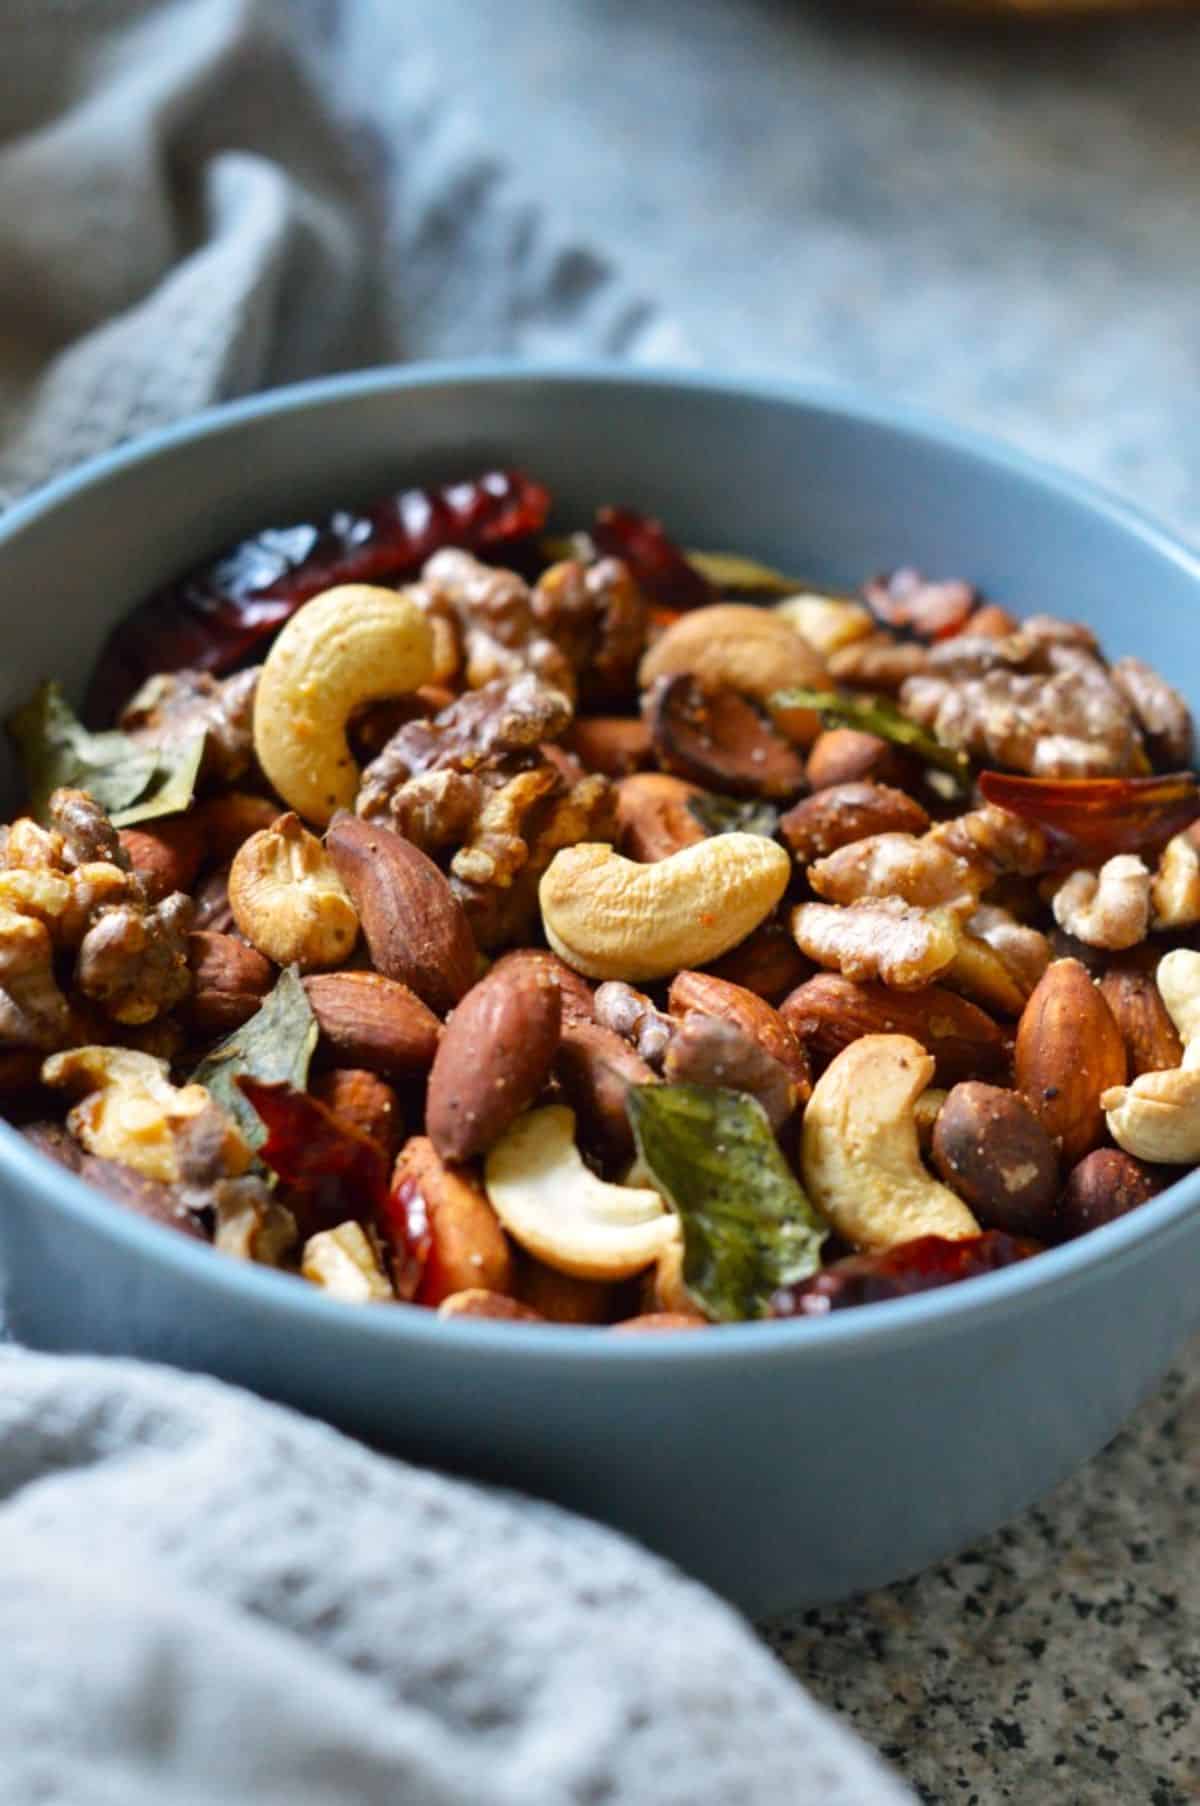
[931,1082,1058,1239]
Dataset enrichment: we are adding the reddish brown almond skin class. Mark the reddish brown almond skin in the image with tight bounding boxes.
[487,949,595,1026]
[438,1289,543,1322]
[931,1082,1059,1239]
[426,967,562,1162]
[1056,1147,1163,1241]
[1014,959,1126,1165]
[669,969,811,1099]
[613,1313,707,1333]
[514,1254,615,1324]
[555,1019,657,1165]
[805,728,907,791]
[701,920,813,1003]
[392,1136,513,1304]
[119,818,205,902]
[186,930,274,1035]
[780,974,1009,1086]
[615,772,707,862]
[303,971,441,1078]
[326,813,476,1015]
[311,1069,403,1161]
[1097,969,1184,1077]
[565,716,654,777]
[192,793,282,866]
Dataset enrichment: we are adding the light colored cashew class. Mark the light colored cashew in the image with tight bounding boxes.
[301,1220,394,1300]
[1102,949,1200,1160]
[1051,855,1151,951]
[1158,948,1200,1059]
[253,584,435,826]
[638,602,829,743]
[485,1104,680,1280]
[229,812,358,970]
[1151,834,1200,930]
[773,594,875,659]
[801,1034,980,1251]
[41,1046,249,1184]
[539,834,790,982]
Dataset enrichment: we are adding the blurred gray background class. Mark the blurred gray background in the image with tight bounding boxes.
[362,0,1200,543]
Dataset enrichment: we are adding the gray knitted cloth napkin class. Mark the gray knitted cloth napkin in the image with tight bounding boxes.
[0,4,913,1803]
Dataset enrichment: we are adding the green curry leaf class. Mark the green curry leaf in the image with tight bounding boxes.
[770,685,972,796]
[687,793,780,840]
[685,549,815,598]
[190,966,318,1153]
[627,1084,827,1322]
[6,681,204,827]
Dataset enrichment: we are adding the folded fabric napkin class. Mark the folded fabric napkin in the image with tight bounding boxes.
[0,4,911,1802]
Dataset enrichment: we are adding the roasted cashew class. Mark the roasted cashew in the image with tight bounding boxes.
[539,833,791,982]
[1102,949,1200,1161]
[301,1220,395,1301]
[773,594,875,660]
[229,812,359,970]
[484,1104,680,1280]
[801,1033,980,1251]
[638,602,829,743]
[253,584,435,826]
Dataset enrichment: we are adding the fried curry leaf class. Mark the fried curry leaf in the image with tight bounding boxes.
[112,733,205,828]
[190,966,318,1152]
[6,680,204,826]
[770,685,972,796]
[688,793,780,840]
[685,549,817,598]
[627,1084,827,1323]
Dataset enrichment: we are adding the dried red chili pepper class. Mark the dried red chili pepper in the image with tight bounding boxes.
[85,469,551,722]
[239,1076,390,1232]
[378,1172,434,1302]
[592,507,716,611]
[770,1231,1040,1317]
[979,769,1200,864]
[863,569,977,642]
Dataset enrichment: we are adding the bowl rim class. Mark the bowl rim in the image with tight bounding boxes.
[3,355,1199,1366]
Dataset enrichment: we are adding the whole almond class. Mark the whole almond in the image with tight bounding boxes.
[779,973,1008,1085]
[192,793,282,866]
[555,1018,657,1164]
[303,970,441,1077]
[805,728,907,791]
[565,716,653,777]
[1057,1147,1162,1240]
[437,1290,543,1323]
[391,1135,513,1304]
[615,772,707,862]
[700,919,813,1002]
[669,969,811,1098]
[311,1068,402,1161]
[119,818,205,902]
[1014,958,1126,1164]
[1098,968,1184,1077]
[186,930,274,1035]
[488,949,595,1026]
[426,965,562,1162]
[778,781,930,864]
[326,813,476,1015]
[514,1253,615,1324]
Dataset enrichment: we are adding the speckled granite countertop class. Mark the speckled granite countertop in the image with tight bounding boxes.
[373,4,1200,1796]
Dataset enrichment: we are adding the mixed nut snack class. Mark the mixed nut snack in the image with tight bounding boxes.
[3,467,1199,1329]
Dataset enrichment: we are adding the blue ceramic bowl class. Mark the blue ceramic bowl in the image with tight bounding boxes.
[1,365,1197,1616]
